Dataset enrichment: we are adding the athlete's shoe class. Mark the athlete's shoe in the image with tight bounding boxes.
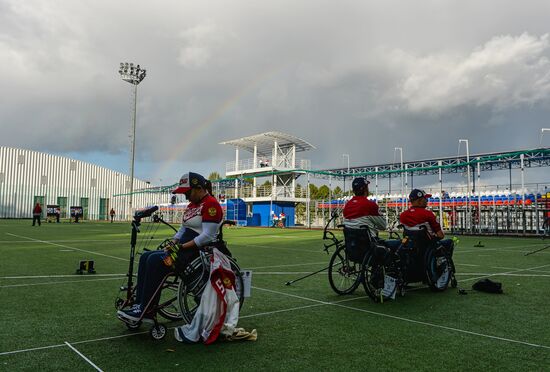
[117,304,142,321]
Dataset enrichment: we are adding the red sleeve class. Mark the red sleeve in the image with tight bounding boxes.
[424,209,442,233]
[201,197,223,223]
[367,201,381,216]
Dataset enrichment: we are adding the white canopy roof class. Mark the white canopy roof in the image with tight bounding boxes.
[220,131,315,156]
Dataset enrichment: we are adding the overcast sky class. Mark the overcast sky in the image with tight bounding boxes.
[1,0,550,189]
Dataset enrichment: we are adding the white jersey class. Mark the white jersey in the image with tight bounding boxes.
[176,248,240,344]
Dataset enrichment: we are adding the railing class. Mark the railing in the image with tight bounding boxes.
[236,185,307,199]
[226,158,311,173]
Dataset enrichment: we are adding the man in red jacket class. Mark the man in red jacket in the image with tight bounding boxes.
[32,203,42,226]
[400,189,453,251]
[343,178,386,236]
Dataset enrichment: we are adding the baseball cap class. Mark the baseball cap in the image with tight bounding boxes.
[409,189,432,201]
[172,172,207,194]
[352,177,370,191]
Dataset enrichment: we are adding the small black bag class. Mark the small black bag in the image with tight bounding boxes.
[472,278,503,294]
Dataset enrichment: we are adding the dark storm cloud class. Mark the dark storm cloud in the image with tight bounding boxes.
[1,0,550,182]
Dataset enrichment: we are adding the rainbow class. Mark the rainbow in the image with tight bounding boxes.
[152,66,286,182]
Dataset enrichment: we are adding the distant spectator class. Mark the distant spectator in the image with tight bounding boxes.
[32,203,42,226]
[110,208,115,223]
[271,211,278,227]
[442,190,450,199]
[55,207,61,223]
[279,212,286,228]
[259,160,265,167]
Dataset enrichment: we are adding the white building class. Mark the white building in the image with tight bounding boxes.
[0,146,166,220]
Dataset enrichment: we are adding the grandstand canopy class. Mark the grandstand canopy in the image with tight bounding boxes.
[220,131,315,156]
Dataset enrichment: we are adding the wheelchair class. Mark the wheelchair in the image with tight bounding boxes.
[326,214,401,296]
[322,211,364,295]
[361,225,457,303]
[115,206,245,340]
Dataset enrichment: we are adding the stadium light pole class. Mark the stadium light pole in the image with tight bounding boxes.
[118,62,146,220]
[394,147,404,212]
[342,154,350,196]
[541,128,550,146]
[459,139,471,231]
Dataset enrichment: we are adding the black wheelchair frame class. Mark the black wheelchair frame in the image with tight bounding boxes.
[361,225,457,302]
[115,206,245,340]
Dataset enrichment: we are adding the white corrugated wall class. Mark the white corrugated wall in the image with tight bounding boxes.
[0,147,169,220]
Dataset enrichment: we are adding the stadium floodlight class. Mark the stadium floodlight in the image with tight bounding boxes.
[540,128,550,146]
[342,154,350,195]
[119,62,147,219]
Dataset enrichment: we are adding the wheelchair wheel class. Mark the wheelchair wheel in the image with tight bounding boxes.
[157,273,183,321]
[150,324,167,340]
[425,247,452,292]
[362,253,398,302]
[328,245,362,295]
[178,253,245,324]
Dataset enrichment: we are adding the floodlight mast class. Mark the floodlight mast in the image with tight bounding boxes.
[342,154,350,195]
[459,139,471,232]
[394,147,404,212]
[118,62,146,220]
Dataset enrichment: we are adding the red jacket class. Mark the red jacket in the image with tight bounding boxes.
[400,206,442,235]
[33,205,42,214]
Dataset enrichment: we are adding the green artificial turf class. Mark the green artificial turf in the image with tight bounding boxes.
[1,219,550,371]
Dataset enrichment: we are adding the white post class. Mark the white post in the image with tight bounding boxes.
[375,166,379,197]
[477,157,481,233]
[342,154,349,196]
[540,128,550,146]
[521,153,526,234]
[438,160,443,227]
[307,173,311,228]
[459,139,471,232]
[273,141,278,168]
[253,144,257,170]
[329,175,332,219]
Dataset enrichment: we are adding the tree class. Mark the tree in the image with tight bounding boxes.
[333,186,342,197]
[317,185,330,200]
[309,184,319,199]
[208,172,221,181]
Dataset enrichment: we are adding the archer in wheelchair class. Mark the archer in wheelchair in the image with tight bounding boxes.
[116,172,244,339]
[342,177,401,262]
[361,188,457,302]
[325,177,400,295]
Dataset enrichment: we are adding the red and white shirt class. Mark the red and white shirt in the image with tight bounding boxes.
[174,194,223,246]
[399,206,442,235]
[343,196,386,235]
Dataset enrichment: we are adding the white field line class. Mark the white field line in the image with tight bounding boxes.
[459,262,550,284]
[64,342,103,372]
[0,239,130,244]
[454,273,550,277]
[0,277,122,289]
[247,261,329,270]
[243,244,319,253]
[456,242,549,253]
[1,274,126,279]
[252,272,325,275]
[0,295,368,357]
[253,286,550,350]
[5,233,128,262]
